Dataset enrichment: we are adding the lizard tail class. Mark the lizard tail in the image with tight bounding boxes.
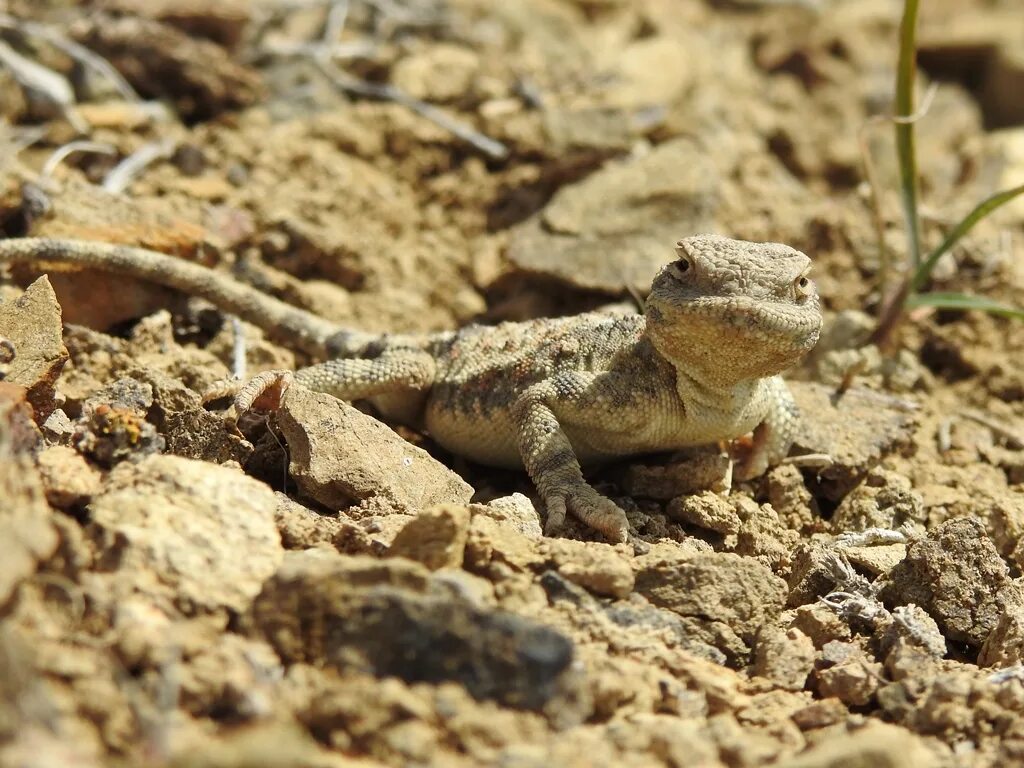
[0,237,348,358]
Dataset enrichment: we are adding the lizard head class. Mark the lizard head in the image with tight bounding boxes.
[644,234,822,385]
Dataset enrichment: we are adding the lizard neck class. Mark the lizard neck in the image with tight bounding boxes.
[670,363,763,415]
[638,325,764,413]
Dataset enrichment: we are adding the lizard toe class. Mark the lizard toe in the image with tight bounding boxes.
[568,487,629,544]
[543,496,568,538]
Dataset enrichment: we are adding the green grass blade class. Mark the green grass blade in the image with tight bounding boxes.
[911,183,1024,291]
[895,0,922,267]
[907,291,1024,319]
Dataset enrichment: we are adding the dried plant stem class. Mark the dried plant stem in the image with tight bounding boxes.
[314,58,509,160]
[894,0,922,267]
[41,140,116,179]
[102,139,177,194]
[0,14,140,102]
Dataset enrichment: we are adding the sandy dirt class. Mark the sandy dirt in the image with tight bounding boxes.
[2,0,1024,766]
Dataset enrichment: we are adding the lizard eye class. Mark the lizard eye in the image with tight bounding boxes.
[670,240,695,279]
[794,272,813,300]
[667,255,694,281]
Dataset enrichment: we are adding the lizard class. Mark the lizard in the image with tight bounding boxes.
[0,234,822,542]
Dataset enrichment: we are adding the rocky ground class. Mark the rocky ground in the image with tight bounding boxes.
[2,0,1024,766]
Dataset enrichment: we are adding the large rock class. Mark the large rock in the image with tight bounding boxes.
[277,387,473,514]
[790,382,919,502]
[507,138,719,294]
[0,277,68,418]
[774,721,939,768]
[251,550,581,712]
[88,454,282,614]
[634,550,787,665]
[881,517,1014,647]
[0,454,58,607]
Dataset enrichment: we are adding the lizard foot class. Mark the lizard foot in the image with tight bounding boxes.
[732,451,770,482]
[730,433,771,482]
[544,485,629,543]
[202,369,294,415]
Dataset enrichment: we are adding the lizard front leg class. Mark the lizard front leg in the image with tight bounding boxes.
[734,376,799,481]
[512,373,635,543]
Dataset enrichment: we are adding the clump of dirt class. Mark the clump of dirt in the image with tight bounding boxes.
[3,0,1024,766]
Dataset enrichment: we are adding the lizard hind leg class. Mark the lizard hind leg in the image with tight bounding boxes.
[204,350,437,417]
[293,350,437,401]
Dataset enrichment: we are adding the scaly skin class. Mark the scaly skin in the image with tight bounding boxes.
[0,235,822,542]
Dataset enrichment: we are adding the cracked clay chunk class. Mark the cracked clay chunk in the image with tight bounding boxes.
[71,14,262,120]
[775,720,938,768]
[813,641,883,707]
[35,445,101,509]
[277,387,473,514]
[0,455,58,606]
[472,493,544,539]
[789,382,918,501]
[667,491,742,535]
[539,538,635,599]
[250,550,581,712]
[507,138,718,294]
[753,627,815,692]
[89,454,281,614]
[880,517,1013,647]
[634,551,787,665]
[979,603,1024,668]
[388,505,472,571]
[0,276,68,418]
[879,604,947,662]
[0,383,41,453]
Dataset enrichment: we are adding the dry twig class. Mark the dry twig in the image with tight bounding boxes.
[0,14,140,102]
[41,139,117,180]
[0,38,87,132]
[259,0,509,159]
[315,58,509,160]
[102,138,177,194]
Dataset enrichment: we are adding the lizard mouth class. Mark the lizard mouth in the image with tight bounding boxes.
[682,295,822,345]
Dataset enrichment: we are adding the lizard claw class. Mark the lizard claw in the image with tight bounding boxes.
[574,492,630,543]
[545,486,629,543]
[543,496,568,538]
